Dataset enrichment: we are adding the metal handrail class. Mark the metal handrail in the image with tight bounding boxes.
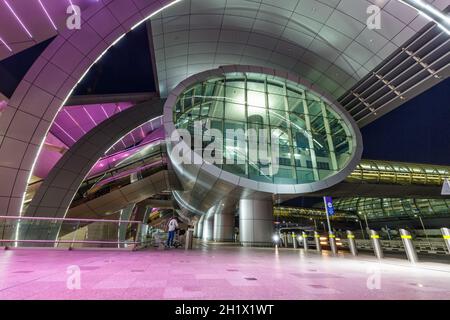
[0,216,144,249]
[0,215,141,224]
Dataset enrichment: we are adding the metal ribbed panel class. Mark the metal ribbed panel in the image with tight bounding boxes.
[339,21,450,127]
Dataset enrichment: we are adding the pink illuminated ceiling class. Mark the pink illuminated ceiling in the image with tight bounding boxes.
[50,102,134,149]
[32,101,162,180]
[0,0,97,60]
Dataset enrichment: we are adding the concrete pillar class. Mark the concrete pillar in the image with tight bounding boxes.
[239,199,273,247]
[196,215,205,239]
[193,221,198,238]
[213,210,235,242]
[202,208,215,241]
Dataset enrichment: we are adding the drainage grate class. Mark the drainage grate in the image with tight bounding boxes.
[244,277,257,281]
[227,269,239,272]
[131,270,145,273]
[13,271,33,274]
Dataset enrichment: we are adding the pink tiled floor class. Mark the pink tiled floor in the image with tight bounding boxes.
[1,244,450,300]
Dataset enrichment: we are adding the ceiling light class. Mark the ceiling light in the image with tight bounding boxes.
[0,36,12,52]
[4,0,33,38]
[38,0,57,31]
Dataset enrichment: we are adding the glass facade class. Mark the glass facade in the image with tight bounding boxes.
[347,160,449,186]
[273,206,356,220]
[333,197,450,220]
[173,72,356,185]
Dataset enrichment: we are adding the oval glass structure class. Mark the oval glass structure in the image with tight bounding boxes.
[171,70,360,186]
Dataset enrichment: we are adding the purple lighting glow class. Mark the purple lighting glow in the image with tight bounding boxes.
[38,0,57,31]
[0,36,12,52]
[4,0,33,38]
[68,0,78,15]
[0,100,7,111]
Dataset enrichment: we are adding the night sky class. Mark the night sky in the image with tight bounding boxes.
[361,78,450,166]
[0,37,53,98]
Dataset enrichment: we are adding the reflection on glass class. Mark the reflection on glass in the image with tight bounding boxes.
[173,72,356,185]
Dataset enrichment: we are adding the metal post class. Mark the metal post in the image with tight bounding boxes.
[283,233,288,248]
[441,227,450,254]
[193,222,198,238]
[314,231,321,253]
[417,215,432,248]
[370,230,383,259]
[364,214,370,234]
[358,219,365,240]
[292,232,297,249]
[326,215,337,255]
[385,225,391,240]
[400,229,418,263]
[324,198,337,255]
[328,232,337,255]
[69,220,81,250]
[302,232,308,252]
[132,223,142,251]
[185,228,194,250]
[346,230,358,256]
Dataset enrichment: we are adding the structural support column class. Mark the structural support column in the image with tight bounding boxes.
[202,208,215,241]
[239,199,273,247]
[193,221,198,238]
[118,204,136,248]
[213,209,235,242]
[196,214,205,239]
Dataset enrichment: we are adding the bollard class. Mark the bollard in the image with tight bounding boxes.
[185,228,194,250]
[329,232,337,255]
[441,227,450,254]
[302,232,308,252]
[346,230,358,256]
[370,230,383,259]
[314,231,321,253]
[292,232,297,249]
[399,229,418,263]
[283,233,288,248]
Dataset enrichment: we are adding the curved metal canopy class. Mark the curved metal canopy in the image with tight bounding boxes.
[150,0,447,98]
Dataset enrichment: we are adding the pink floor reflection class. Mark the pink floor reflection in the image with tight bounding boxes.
[0,243,450,300]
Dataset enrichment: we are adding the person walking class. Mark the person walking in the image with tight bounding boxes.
[166,216,179,248]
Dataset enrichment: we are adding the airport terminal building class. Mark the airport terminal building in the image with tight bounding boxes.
[0,0,449,300]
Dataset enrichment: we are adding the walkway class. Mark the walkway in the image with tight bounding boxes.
[0,244,449,299]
